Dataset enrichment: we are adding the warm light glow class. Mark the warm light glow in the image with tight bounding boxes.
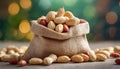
[19,20,30,33]
[105,12,118,24]
[26,32,33,40]
[20,0,32,9]
[63,0,78,6]
[8,2,20,15]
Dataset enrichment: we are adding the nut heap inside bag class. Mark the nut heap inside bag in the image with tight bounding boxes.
[37,7,85,33]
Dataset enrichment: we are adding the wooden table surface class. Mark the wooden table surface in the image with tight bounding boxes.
[0,41,120,69]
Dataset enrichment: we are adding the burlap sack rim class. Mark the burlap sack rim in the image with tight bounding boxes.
[31,20,89,40]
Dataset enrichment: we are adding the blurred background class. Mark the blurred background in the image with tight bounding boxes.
[0,0,120,42]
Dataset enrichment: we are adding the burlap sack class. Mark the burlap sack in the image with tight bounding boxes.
[23,20,96,61]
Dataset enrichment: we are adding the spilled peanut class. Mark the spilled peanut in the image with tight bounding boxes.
[57,56,71,63]
[29,58,43,65]
[43,54,57,65]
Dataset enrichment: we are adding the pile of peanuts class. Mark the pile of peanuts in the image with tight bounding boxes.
[37,7,85,33]
[0,45,28,66]
[0,45,120,66]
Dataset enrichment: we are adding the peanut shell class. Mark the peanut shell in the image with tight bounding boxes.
[57,56,71,63]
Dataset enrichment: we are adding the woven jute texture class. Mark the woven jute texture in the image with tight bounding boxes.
[23,20,96,61]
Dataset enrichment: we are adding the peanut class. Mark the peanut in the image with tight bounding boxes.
[100,47,114,53]
[65,16,69,22]
[89,50,96,61]
[0,53,6,61]
[19,46,28,51]
[63,24,69,32]
[9,53,20,64]
[80,19,86,24]
[96,51,110,58]
[0,51,6,54]
[49,54,57,61]
[38,19,47,26]
[7,50,15,54]
[114,46,120,53]
[47,21,56,30]
[43,57,53,65]
[29,58,43,65]
[9,53,20,61]
[43,54,57,65]
[55,24,63,33]
[1,48,7,53]
[56,7,65,17]
[79,53,89,62]
[18,60,27,67]
[37,16,46,23]
[7,45,19,52]
[94,49,100,54]
[66,17,79,26]
[9,59,18,65]
[18,49,25,55]
[1,54,11,62]
[54,16,66,24]
[71,55,84,63]
[110,53,120,58]
[64,11,74,18]
[46,11,57,22]
[57,56,71,63]
[96,54,107,61]
[115,58,120,65]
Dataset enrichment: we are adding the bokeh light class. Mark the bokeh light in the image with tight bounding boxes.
[19,20,30,34]
[108,27,116,39]
[105,11,118,24]
[20,0,32,9]
[63,0,78,6]
[8,2,20,15]
[96,0,110,15]
[39,0,51,10]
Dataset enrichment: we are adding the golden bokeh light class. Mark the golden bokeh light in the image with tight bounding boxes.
[8,2,20,15]
[19,20,30,33]
[105,12,118,24]
[20,0,32,9]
